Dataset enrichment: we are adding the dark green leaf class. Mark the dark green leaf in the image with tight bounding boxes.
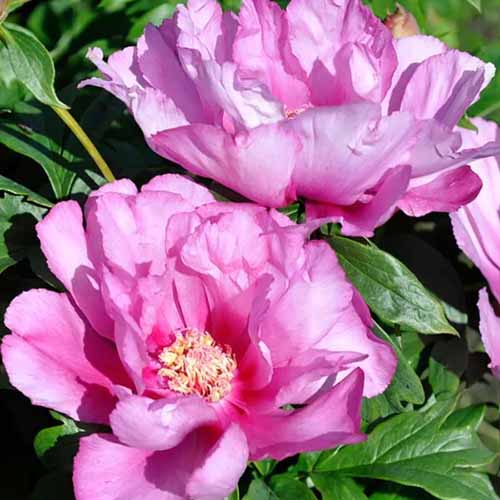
[243,479,278,500]
[312,474,368,499]
[373,323,425,405]
[253,459,277,477]
[269,475,316,500]
[0,101,84,198]
[0,192,46,274]
[0,22,67,108]
[315,399,497,500]
[330,236,457,335]
[0,175,52,207]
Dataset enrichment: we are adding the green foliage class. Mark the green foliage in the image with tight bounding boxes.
[330,236,457,335]
[315,399,498,499]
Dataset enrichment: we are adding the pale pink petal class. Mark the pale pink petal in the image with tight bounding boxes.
[396,50,495,124]
[2,290,127,423]
[151,122,298,206]
[478,289,500,379]
[233,0,310,109]
[400,165,482,217]
[242,369,365,460]
[138,23,205,123]
[79,47,141,104]
[289,104,416,206]
[177,0,284,129]
[385,35,447,113]
[110,394,218,451]
[306,164,412,236]
[36,201,113,338]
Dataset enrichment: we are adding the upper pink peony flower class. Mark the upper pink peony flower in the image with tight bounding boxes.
[450,118,500,378]
[80,0,500,236]
[1,174,396,499]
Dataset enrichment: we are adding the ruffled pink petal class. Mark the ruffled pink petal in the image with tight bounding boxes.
[385,35,447,113]
[141,173,215,206]
[233,0,310,109]
[151,122,298,206]
[138,23,205,123]
[289,104,416,206]
[400,165,482,217]
[79,47,141,105]
[478,289,500,379]
[36,201,113,338]
[110,394,218,451]
[252,241,353,365]
[306,164,412,236]
[176,0,284,129]
[242,368,365,460]
[2,290,127,423]
[396,50,495,124]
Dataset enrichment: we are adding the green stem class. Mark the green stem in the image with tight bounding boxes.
[52,106,115,183]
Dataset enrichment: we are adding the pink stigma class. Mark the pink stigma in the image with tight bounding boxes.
[157,328,237,403]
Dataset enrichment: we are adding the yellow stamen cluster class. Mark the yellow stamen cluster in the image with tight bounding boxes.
[158,329,237,403]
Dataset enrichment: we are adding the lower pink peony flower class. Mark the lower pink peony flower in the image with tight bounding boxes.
[450,118,500,379]
[1,175,396,499]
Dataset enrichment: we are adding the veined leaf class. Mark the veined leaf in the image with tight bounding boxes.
[330,236,457,335]
[312,474,368,500]
[0,22,67,108]
[315,399,497,500]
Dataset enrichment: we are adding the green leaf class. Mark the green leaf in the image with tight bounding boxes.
[0,23,67,108]
[228,487,240,500]
[0,192,46,274]
[373,323,425,405]
[253,459,277,477]
[465,0,481,12]
[0,101,80,198]
[243,479,278,500]
[329,236,457,335]
[312,474,368,500]
[269,476,316,500]
[315,399,497,500]
[0,175,52,207]
[33,412,87,470]
[443,405,486,432]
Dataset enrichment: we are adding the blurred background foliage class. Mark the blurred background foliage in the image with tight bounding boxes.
[0,0,499,499]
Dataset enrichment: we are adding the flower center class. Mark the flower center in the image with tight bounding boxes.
[157,328,237,403]
[284,105,310,119]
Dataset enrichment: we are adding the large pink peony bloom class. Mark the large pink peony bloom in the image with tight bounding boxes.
[1,174,396,499]
[450,118,500,378]
[80,0,500,236]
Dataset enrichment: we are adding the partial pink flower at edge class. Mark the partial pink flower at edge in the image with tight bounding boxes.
[478,289,500,379]
[80,0,499,236]
[1,174,397,499]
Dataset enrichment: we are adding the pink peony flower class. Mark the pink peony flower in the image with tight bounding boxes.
[450,118,500,378]
[451,118,500,302]
[1,174,396,499]
[80,0,500,236]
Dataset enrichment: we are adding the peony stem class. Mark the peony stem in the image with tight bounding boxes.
[52,106,115,183]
